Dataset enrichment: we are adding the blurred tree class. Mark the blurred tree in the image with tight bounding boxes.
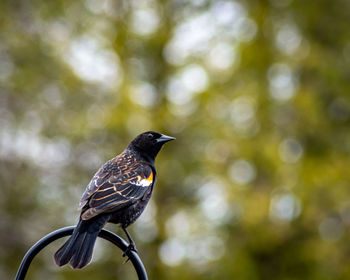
[1,0,350,279]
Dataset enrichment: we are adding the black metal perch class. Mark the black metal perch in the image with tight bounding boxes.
[15,226,148,280]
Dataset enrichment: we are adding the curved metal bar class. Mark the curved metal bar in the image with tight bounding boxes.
[15,226,148,280]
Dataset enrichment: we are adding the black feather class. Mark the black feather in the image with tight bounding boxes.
[54,215,110,269]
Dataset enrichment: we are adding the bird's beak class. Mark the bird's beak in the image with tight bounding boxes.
[156,134,176,143]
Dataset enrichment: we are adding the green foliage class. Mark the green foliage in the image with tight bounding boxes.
[1,0,350,279]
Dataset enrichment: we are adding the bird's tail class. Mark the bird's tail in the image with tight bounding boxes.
[54,215,110,269]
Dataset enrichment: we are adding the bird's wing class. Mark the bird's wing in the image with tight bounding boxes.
[79,154,154,220]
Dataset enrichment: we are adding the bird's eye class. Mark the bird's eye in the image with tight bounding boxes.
[147,133,153,139]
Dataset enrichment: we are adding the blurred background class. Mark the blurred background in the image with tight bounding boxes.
[1,0,350,279]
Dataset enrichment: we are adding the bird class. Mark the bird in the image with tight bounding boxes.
[54,131,175,269]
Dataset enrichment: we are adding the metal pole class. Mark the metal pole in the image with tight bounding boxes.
[15,226,148,280]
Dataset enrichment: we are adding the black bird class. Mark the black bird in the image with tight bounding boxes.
[54,131,175,269]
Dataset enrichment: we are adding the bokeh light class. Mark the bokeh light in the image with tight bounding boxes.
[1,0,349,279]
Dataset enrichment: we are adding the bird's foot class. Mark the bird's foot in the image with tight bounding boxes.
[122,243,138,263]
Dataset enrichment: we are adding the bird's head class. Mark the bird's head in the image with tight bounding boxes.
[128,131,175,160]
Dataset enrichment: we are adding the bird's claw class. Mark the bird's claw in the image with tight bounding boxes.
[122,243,138,263]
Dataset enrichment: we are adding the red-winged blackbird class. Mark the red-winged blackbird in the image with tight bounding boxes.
[54,131,175,269]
